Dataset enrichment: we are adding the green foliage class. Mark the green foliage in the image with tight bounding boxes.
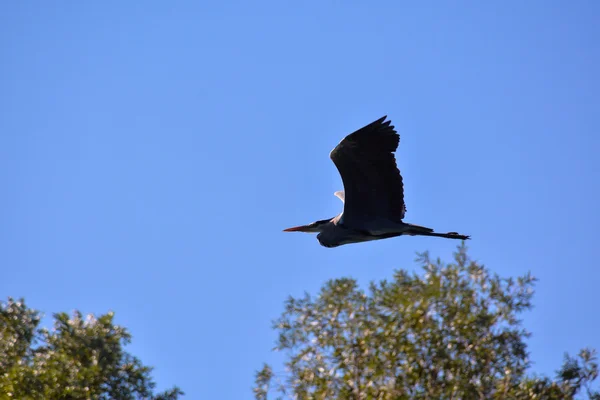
[255,244,598,399]
[0,298,182,399]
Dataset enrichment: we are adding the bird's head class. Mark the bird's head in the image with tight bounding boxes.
[283,218,331,233]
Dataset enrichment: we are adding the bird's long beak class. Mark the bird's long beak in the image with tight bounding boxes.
[283,224,313,232]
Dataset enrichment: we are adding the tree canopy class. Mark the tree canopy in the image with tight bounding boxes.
[0,299,182,400]
[255,244,598,399]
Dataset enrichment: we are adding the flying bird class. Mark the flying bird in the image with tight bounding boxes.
[283,116,470,248]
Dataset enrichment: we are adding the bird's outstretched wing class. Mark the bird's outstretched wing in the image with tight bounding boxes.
[329,116,406,227]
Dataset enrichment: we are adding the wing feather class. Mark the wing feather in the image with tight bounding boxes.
[329,116,406,227]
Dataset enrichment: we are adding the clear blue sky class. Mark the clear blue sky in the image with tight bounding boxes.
[1,1,599,398]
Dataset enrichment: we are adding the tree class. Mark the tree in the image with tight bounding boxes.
[0,298,183,399]
[255,244,599,399]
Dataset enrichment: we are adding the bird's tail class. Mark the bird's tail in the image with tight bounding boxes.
[404,223,434,234]
[405,223,470,240]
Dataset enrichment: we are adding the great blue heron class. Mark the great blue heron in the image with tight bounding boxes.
[283,116,470,248]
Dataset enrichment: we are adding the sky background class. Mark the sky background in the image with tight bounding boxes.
[1,1,599,398]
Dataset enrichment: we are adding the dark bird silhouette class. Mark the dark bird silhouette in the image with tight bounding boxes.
[283,116,470,248]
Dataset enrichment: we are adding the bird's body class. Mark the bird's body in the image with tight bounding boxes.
[284,116,470,248]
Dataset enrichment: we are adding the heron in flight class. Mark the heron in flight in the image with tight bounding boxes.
[283,116,470,248]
